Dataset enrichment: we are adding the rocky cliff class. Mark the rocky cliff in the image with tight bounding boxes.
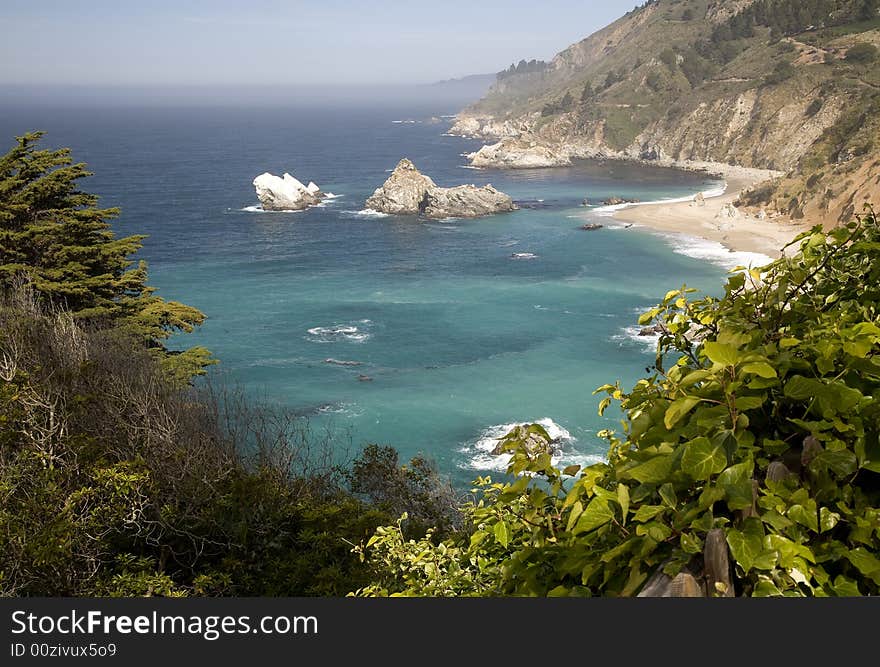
[454,0,880,225]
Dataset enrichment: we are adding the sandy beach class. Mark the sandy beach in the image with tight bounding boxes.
[607,165,810,259]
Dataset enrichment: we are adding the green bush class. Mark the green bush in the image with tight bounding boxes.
[357,208,880,597]
[847,42,879,63]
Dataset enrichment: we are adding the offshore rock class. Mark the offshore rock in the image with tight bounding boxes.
[422,184,516,219]
[253,172,323,211]
[490,424,561,457]
[366,158,516,219]
[365,158,437,215]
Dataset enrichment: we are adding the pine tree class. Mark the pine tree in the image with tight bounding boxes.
[0,131,213,380]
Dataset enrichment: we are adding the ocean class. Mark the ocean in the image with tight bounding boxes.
[0,98,771,485]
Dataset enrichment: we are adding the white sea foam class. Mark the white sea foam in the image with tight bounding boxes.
[510,252,538,260]
[612,325,661,354]
[238,205,305,214]
[316,402,364,418]
[306,323,372,344]
[660,233,774,270]
[324,358,364,367]
[342,208,390,219]
[460,418,603,472]
[592,183,728,217]
[459,165,483,170]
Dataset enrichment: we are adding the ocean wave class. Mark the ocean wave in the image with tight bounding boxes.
[238,205,305,214]
[660,233,774,270]
[592,183,728,217]
[324,358,364,367]
[459,418,603,472]
[315,402,364,418]
[612,325,661,354]
[510,252,538,260]
[392,119,419,124]
[459,165,483,170]
[341,208,390,219]
[306,323,372,344]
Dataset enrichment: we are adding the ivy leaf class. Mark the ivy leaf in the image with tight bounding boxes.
[727,518,765,573]
[820,507,840,533]
[624,455,674,484]
[680,532,703,555]
[566,501,584,534]
[664,397,702,430]
[617,484,630,526]
[632,505,665,522]
[734,395,766,411]
[846,549,880,585]
[659,483,677,509]
[703,342,739,367]
[741,361,777,378]
[832,576,861,597]
[789,503,819,533]
[573,497,614,535]
[681,437,727,480]
[494,521,511,548]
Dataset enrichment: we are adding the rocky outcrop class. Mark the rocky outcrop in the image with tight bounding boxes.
[448,115,524,140]
[365,158,436,215]
[422,184,515,219]
[253,172,325,211]
[469,139,571,169]
[366,159,516,219]
[489,424,561,457]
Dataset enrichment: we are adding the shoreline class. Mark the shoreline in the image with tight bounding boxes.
[595,164,810,259]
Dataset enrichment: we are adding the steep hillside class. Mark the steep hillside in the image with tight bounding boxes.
[453,0,880,225]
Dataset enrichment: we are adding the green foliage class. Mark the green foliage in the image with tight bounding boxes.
[846,42,879,62]
[357,208,880,597]
[0,132,214,379]
[0,278,457,598]
[541,92,576,117]
[349,444,463,539]
[498,59,549,81]
[764,60,796,86]
[805,98,824,117]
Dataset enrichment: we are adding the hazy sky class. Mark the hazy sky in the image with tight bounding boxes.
[1,1,637,86]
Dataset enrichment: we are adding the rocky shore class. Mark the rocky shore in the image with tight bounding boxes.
[365,158,516,219]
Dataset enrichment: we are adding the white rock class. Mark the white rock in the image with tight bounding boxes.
[253,171,322,211]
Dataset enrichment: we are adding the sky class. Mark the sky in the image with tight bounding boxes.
[0,0,638,87]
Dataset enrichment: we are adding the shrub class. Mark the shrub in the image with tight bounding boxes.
[847,43,879,63]
[357,208,880,597]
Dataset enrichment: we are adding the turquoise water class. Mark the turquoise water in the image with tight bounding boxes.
[1,103,764,485]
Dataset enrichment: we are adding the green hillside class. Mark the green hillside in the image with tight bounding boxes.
[458,0,880,224]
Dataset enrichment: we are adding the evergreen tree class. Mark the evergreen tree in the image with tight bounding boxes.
[0,132,213,380]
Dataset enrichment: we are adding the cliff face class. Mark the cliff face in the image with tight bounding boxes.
[456,0,880,225]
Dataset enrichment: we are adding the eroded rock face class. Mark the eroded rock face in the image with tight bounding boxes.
[365,158,436,215]
[422,184,515,219]
[468,139,571,169]
[365,158,516,219]
[253,172,323,211]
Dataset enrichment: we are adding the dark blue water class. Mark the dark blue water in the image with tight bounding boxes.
[1,102,745,484]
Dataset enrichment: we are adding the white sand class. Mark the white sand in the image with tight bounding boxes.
[605,165,810,258]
